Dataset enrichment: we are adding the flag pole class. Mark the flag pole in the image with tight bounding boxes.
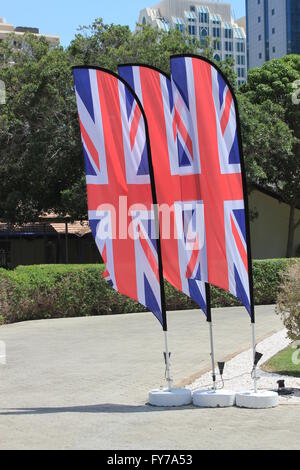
[146,124,173,392]
[206,284,217,391]
[232,62,257,394]
[252,322,258,394]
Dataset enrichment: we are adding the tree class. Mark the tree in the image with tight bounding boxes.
[0,20,238,224]
[0,34,83,224]
[239,56,300,257]
[68,19,237,85]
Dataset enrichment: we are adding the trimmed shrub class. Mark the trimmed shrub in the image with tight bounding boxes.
[276,260,300,342]
[0,259,295,325]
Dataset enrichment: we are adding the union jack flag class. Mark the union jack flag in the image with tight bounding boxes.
[118,65,207,314]
[170,56,252,315]
[73,67,164,325]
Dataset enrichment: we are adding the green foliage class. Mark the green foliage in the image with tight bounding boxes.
[262,346,300,377]
[0,34,83,224]
[68,20,237,86]
[276,260,300,342]
[0,259,295,325]
[0,20,237,224]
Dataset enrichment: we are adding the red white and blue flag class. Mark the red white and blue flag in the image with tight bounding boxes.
[170,56,252,317]
[118,64,207,315]
[73,67,164,326]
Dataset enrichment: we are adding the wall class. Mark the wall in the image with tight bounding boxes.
[246,0,267,69]
[249,189,300,259]
[268,0,288,60]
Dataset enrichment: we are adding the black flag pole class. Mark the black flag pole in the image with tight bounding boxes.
[144,103,173,392]
[206,283,217,391]
[233,72,257,394]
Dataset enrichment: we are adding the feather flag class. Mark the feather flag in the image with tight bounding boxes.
[118,64,207,315]
[170,56,254,319]
[73,66,166,326]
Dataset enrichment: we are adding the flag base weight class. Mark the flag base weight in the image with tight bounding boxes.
[193,389,236,408]
[236,391,279,409]
[149,388,192,407]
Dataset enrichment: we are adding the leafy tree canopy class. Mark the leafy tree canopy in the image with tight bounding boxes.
[0,19,237,224]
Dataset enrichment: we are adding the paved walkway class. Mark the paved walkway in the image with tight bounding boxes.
[0,306,299,450]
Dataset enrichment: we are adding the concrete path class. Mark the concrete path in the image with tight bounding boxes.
[0,306,299,450]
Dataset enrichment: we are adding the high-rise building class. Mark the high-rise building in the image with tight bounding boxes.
[246,0,300,69]
[0,18,60,48]
[138,0,247,85]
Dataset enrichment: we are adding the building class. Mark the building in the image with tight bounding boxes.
[0,216,100,268]
[138,0,247,85]
[249,185,300,260]
[246,0,300,69]
[0,17,60,47]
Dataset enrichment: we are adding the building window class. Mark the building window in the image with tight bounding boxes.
[272,8,275,15]
[272,27,275,34]
[225,41,233,52]
[213,27,220,38]
[258,16,261,23]
[199,12,208,23]
[272,46,276,53]
[200,27,208,45]
[225,28,233,39]
[188,25,196,35]
[214,40,221,50]
[258,34,262,40]
[259,52,262,59]
[236,42,245,53]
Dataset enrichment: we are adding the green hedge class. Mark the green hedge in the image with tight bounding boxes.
[0,259,296,325]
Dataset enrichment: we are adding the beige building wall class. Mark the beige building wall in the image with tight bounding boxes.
[154,0,232,22]
[249,189,300,259]
[0,18,60,47]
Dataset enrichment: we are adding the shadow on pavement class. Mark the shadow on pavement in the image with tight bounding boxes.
[0,403,196,416]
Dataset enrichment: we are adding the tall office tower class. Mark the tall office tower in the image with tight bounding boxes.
[246,0,300,69]
[138,0,247,85]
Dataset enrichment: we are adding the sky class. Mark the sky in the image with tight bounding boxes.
[2,0,246,47]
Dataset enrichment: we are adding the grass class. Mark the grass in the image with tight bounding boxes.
[262,346,300,378]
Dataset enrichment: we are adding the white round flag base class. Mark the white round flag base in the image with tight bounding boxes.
[149,388,192,407]
[193,389,236,408]
[236,391,279,409]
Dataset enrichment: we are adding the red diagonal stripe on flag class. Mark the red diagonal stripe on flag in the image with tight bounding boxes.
[79,118,100,171]
[130,104,142,150]
[185,237,200,279]
[138,225,159,281]
[221,89,233,136]
[230,214,248,272]
[101,245,110,279]
[175,109,194,159]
